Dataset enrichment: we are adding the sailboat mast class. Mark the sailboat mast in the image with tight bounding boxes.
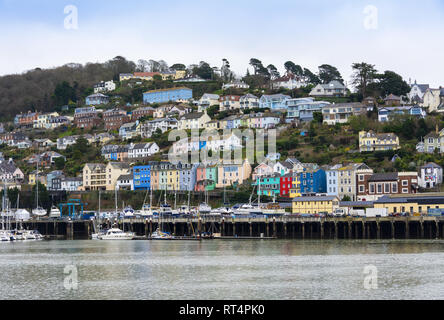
[258,178,261,207]
[36,160,39,208]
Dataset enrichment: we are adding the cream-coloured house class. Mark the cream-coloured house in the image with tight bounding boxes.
[105,162,131,190]
[359,131,400,152]
[178,112,211,130]
[82,163,107,191]
[33,112,60,129]
[422,88,441,113]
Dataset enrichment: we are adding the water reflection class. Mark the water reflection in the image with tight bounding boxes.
[0,240,443,300]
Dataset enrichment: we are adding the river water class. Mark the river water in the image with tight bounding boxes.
[0,239,443,300]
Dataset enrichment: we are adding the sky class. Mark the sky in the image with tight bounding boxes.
[0,0,444,87]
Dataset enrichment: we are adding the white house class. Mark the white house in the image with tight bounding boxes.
[140,118,178,138]
[198,94,220,112]
[222,80,249,90]
[116,174,134,191]
[127,142,160,159]
[322,103,366,125]
[418,162,443,189]
[252,163,274,181]
[240,94,259,110]
[203,132,243,152]
[57,135,80,150]
[408,81,429,103]
[94,81,116,93]
[309,80,346,97]
[273,161,292,176]
[272,73,306,90]
[61,177,82,191]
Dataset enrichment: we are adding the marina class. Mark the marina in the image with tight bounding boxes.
[1,215,444,241]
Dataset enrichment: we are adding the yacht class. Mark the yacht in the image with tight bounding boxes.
[49,206,60,218]
[198,202,212,214]
[98,228,135,240]
[23,230,44,241]
[210,206,233,215]
[123,206,135,218]
[0,231,11,242]
[12,230,26,241]
[138,204,156,217]
[159,203,173,215]
[232,204,263,216]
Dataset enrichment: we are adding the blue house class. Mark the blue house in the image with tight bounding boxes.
[143,87,192,104]
[85,93,109,106]
[300,169,326,194]
[259,94,291,110]
[133,165,151,190]
[178,163,199,191]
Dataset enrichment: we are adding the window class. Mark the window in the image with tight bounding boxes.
[402,180,408,186]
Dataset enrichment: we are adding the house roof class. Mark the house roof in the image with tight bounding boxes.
[293,196,338,202]
[421,162,442,169]
[384,94,401,101]
[117,174,133,181]
[320,80,345,90]
[144,87,191,94]
[181,112,206,120]
[368,172,398,182]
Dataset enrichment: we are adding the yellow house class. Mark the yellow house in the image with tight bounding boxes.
[174,70,186,80]
[105,162,131,191]
[216,159,252,188]
[205,120,219,130]
[29,171,47,186]
[359,130,400,152]
[373,193,444,215]
[289,175,301,198]
[292,196,340,214]
[166,166,180,191]
[178,112,212,130]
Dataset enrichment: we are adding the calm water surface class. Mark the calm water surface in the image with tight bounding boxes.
[0,239,444,300]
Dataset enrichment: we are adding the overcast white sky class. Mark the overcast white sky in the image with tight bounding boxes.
[1,0,443,87]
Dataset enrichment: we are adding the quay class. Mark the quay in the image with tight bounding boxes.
[7,216,444,240]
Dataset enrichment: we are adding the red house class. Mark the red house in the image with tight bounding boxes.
[280,174,293,197]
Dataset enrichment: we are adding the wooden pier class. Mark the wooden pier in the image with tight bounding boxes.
[7,216,444,240]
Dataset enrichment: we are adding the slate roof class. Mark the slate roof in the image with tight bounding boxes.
[368,172,398,182]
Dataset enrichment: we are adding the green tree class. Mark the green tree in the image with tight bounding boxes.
[318,64,343,84]
[284,61,303,76]
[171,64,186,71]
[351,62,377,97]
[54,157,65,170]
[303,68,320,84]
[369,71,410,96]
[312,112,323,123]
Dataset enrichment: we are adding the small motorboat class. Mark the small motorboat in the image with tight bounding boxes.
[98,228,135,240]
[198,202,212,214]
[150,228,173,240]
[33,207,47,217]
